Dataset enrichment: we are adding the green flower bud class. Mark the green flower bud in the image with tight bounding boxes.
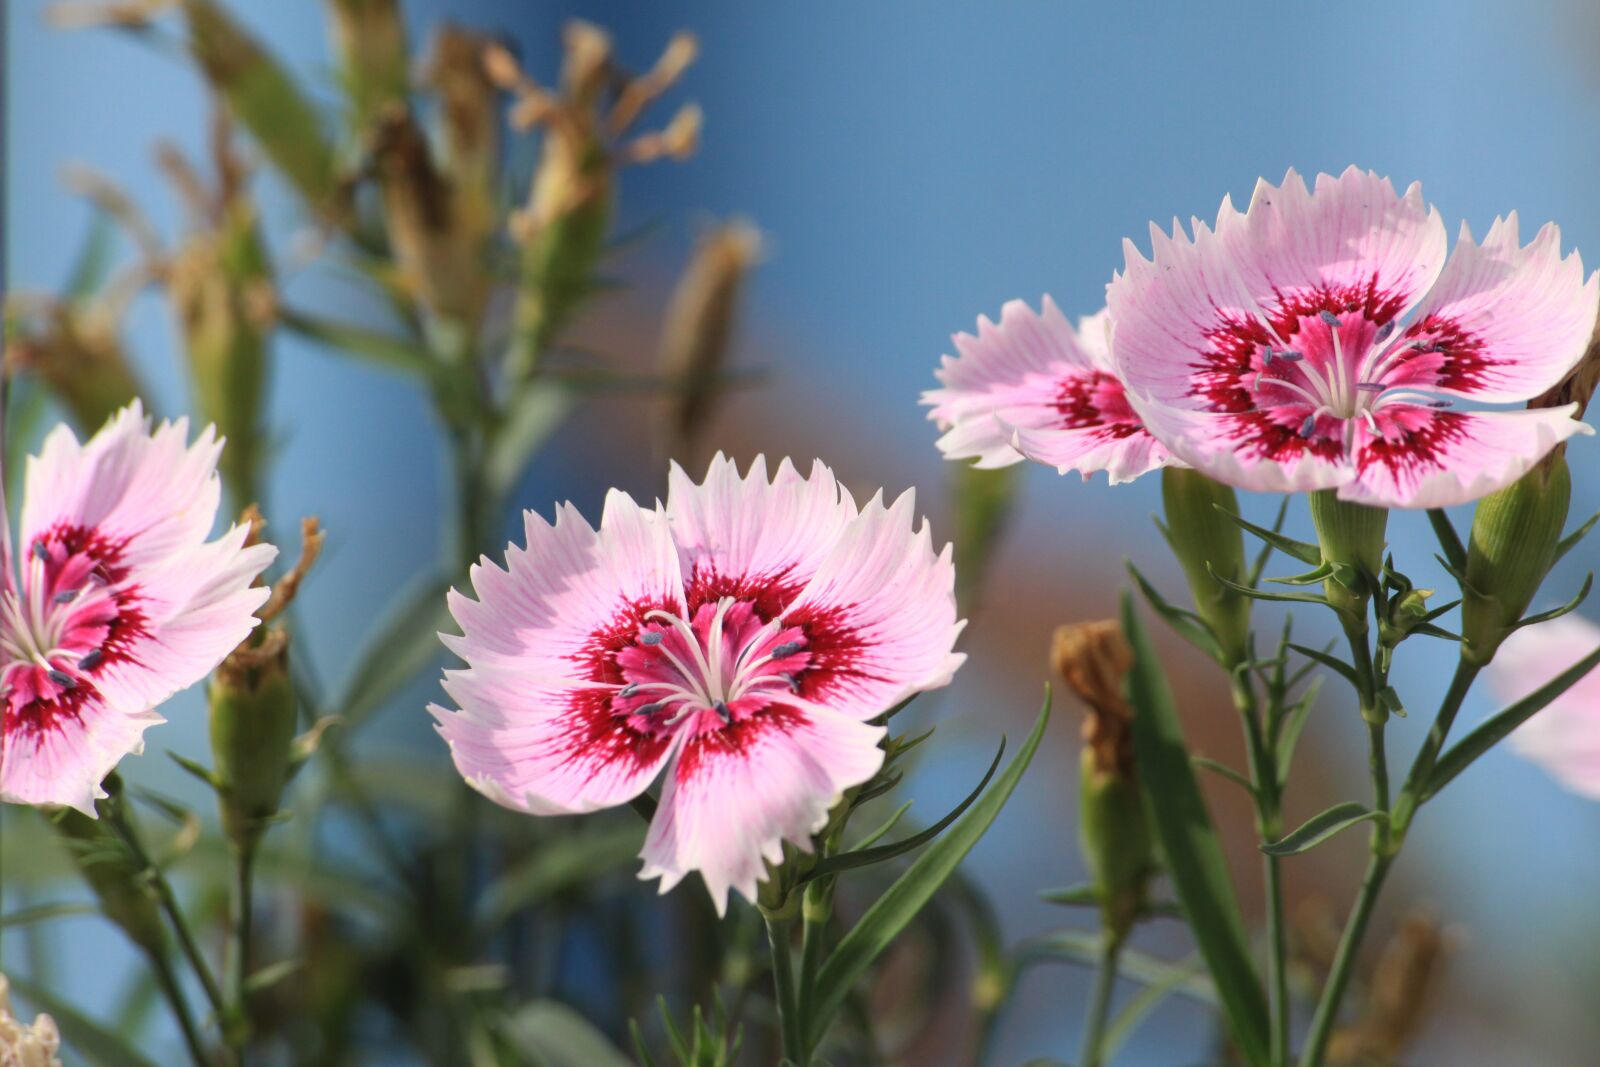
[1054,621,1155,939]
[180,0,340,216]
[1160,468,1251,665]
[1461,453,1571,666]
[1309,490,1389,621]
[5,297,145,433]
[325,0,410,131]
[950,462,1021,614]
[167,193,274,508]
[658,222,762,459]
[210,627,298,855]
[50,777,165,956]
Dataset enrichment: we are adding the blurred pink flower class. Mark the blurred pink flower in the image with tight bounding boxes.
[1107,166,1598,507]
[433,455,965,913]
[1488,614,1600,800]
[923,298,1176,483]
[0,404,276,814]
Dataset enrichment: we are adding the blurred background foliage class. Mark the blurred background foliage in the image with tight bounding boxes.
[3,1,1600,1065]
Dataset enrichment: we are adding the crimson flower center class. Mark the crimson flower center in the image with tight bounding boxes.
[611,596,810,734]
[0,540,117,707]
[1246,309,1454,440]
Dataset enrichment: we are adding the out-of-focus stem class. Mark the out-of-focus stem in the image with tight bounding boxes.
[148,943,215,1067]
[1233,673,1288,1067]
[229,847,256,1031]
[1297,852,1392,1067]
[105,798,238,1064]
[765,913,803,1064]
[1078,929,1125,1067]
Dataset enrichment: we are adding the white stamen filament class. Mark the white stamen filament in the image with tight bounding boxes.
[628,598,804,726]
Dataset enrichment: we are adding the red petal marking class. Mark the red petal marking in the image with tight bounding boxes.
[2,671,101,742]
[684,565,805,619]
[1380,313,1489,393]
[31,524,149,674]
[550,685,674,785]
[1194,277,1408,415]
[574,593,682,684]
[780,600,885,703]
[674,703,809,778]
[1054,370,1145,440]
[1356,407,1465,482]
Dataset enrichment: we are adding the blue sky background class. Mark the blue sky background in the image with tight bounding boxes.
[8,1,1600,1062]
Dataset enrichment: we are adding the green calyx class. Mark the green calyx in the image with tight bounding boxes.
[1078,748,1156,940]
[1461,453,1572,666]
[209,630,299,854]
[1309,490,1389,621]
[50,776,167,956]
[1160,468,1251,665]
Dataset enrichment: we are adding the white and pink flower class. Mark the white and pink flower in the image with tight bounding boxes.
[0,404,276,814]
[1107,166,1599,507]
[923,298,1176,483]
[1488,614,1600,801]
[432,455,965,913]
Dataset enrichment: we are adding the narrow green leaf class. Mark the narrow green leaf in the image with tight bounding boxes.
[801,736,1005,883]
[279,307,434,378]
[1426,641,1600,801]
[1038,883,1100,907]
[1125,561,1224,661]
[7,976,162,1067]
[243,959,303,995]
[474,822,644,932]
[1192,756,1257,796]
[500,1000,634,1067]
[1122,594,1270,1067]
[0,902,98,928]
[1513,573,1594,630]
[806,691,1051,1049]
[1103,954,1211,1057]
[1275,676,1323,787]
[65,210,118,300]
[166,751,220,790]
[1216,506,1322,565]
[1246,497,1293,587]
[1555,510,1600,565]
[1207,564,1329,608]
[1287,643,1359,690]
[1427,508,1467,571]
[1261,802,1383,856]
[1013,930,1217,1006]
[486,382,575,502]
[1266,562,1336,587]
[850,800,914,851]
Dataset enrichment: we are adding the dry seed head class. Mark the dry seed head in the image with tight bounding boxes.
[1052,620,1135,776]
[560,20,613,106]
[45,0,172,30]
[609,30,699,135]
[624,103,703,165]
[659,220,762,442]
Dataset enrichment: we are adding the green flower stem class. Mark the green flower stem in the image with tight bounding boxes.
[1296,852,1392,1067]
[1078,929,1126,1067]
[1391,657,1480,840]
[765,912,804,1064]
[147,942,216,1067]
[1232,674,1289,1067]
[105,798,236,1062]
[796,878,833,1040]
[228,846,256,1032]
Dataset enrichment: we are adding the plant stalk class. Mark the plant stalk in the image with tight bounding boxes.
[1078,929,1126,1067]
[1296,852,1392,1067]
[765,912,804,1064]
